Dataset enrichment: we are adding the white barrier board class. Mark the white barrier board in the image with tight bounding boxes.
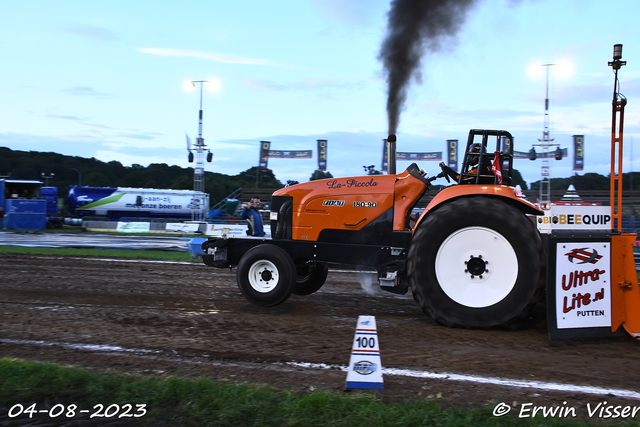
[205,224,250,237]
[116,222,150,233]
[166,223,201,233]
[205,224,272,238]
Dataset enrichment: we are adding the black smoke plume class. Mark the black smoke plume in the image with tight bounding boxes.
[379,0,478,135]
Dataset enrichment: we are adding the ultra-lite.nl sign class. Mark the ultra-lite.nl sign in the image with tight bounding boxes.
[555,242,611,329]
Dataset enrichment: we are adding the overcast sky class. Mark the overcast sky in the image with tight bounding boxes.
[1,0,639,188]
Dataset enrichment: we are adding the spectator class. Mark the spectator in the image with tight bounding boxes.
[241,197,265,237]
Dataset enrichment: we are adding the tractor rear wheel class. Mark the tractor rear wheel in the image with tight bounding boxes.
[293,261,329,295]
[407,196,545,328]
[236,244,296,307]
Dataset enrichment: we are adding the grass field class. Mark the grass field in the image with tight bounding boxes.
[2,358,625,427]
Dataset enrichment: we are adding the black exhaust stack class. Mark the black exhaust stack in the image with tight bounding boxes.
[387,134,397,175]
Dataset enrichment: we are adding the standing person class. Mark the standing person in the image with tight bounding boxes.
[241,197,265,237]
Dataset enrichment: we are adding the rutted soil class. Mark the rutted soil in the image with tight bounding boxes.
[1,253,640,422]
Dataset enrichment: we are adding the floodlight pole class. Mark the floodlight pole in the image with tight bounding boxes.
[72,168,82,186]
[190,80,208,222]
[536,64,558,209]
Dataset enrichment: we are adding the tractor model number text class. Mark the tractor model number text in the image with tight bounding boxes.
[354,202,377,208]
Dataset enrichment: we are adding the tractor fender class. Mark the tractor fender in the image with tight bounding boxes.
[414,185,542,233]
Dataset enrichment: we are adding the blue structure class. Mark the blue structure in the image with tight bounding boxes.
[0,179,47,230]
[188,238,207,257]
[41,186,59,215]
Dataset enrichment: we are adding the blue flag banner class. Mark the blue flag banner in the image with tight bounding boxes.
[317,140,327,171]
[573,135,584,171]
[259,141,270,170]
[447,139,458,170]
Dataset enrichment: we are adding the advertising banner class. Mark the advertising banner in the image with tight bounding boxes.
[555,242,611,329]
[259,141,270,170]
[5,199,46,214]
[116,222,151,233]
[396,152,442,161]
[267,150,312,159]
[513,148,568,159]
[498,136,512,173]
[166,223,200,233]
[536,205,612,233]
[317,140,327,171]
[74,188,207,217]
[573,135,584,171]
[206,223,271,238]
[446,139,458,170]
[500,135,513,154]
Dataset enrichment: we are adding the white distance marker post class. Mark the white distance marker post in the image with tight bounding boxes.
[346,315,383,389]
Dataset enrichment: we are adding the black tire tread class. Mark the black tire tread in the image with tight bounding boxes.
[236,244,297,307]
[293,262,329,296]
[407,196,545,328]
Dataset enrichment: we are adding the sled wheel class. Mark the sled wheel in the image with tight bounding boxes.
[293,261,329,296]
[407,196,545,328]
[236,244,296,307]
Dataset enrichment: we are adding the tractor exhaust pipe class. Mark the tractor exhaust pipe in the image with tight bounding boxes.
[387,134,397,175]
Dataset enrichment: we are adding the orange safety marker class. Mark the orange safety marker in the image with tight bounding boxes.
[346,315,383,389]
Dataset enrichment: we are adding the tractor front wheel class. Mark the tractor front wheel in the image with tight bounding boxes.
[236,244,297,307]
[407,196,545,328]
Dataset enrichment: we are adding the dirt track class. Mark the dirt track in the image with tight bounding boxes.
[2,253,640,420]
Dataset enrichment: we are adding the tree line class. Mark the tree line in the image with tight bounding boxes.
[4,146,639,205]
[529,172,640,192]
[0,147,286,206]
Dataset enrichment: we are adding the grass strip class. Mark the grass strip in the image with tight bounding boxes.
[0,245,195,262]
[0,227,201,237]
[0,358,630,427]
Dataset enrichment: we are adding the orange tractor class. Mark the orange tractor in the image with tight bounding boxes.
[202,45,640,338]
[203,129,547,329]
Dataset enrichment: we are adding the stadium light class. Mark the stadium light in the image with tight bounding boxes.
[41,172,54,186]
[183,81,196,91]
[527,63,570,209]
[185,79,219,221]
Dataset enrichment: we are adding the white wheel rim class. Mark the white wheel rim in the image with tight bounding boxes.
[435,226,518,308]
[248,260,279,293]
